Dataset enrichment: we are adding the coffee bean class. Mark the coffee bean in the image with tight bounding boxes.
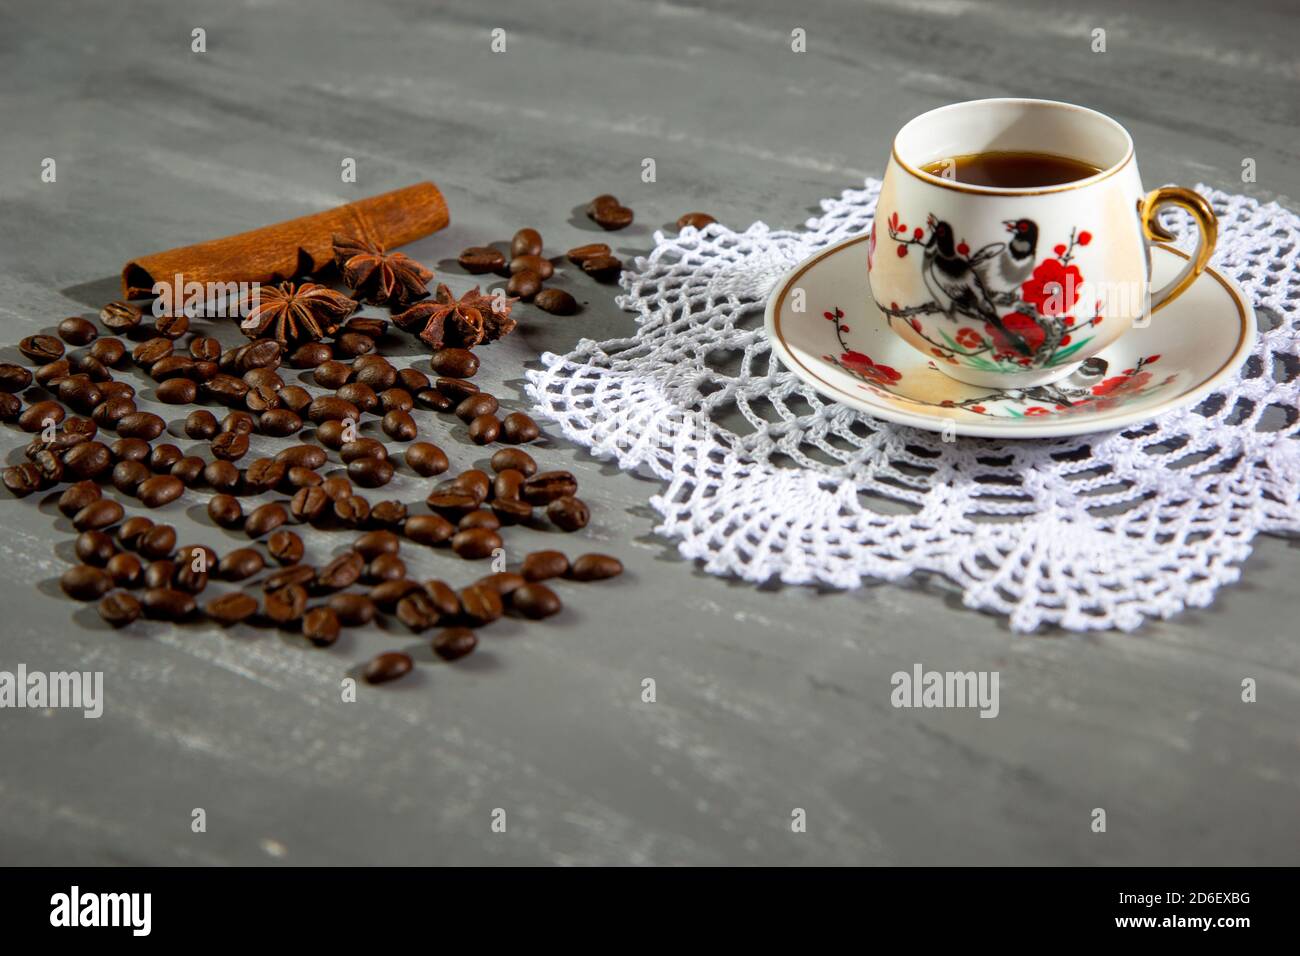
[336,382,378,414]
[290,486,330,523]
[264,565,315,591]
[172,561,209,594]
[282,465,318,491]
[510,254,553,280]
[353,530,400,560]
[245,503,288,538]
[106,552,143,588]
[18,400,64,433]
[433,626,478,661]
[425,580,461,617]
[452,527,502,560]
[455,393,498,423]
[204,460,241,493]
[74,499,124,532]
[511,227,543,258]
[180,410,216,441]
[365,554,406,583]
[490,448,537,477]
[99,301,142,332]
[140,587,195,620]
[145,560,177,590]
[75,529,117,566]
[353,360,398,391]
[277,385,312,415]
[458,509,500,532]
[468,413,500,445]
[308,396,360,424]
[476,571,526,596]
[111,460,150,495]
[98,591,141,627]
[308,360,347,390]
[416,388,453,412]
[116,516,155,550]
[135,526,174,563]
[404,513,455,546]
[548,495,590,531]
[348,457,394,488]
[298,606,339,647]
[57,375,102,413]
[206,592,258,626]
[335,333,373,358]
[275,444,327,470]
[425,490,480,520]
[405,442,449,477]
[3,463,42,497]
[459,583,504,626]
[430,348,479,379]
[436,377,480,403]
[381,410,417,442]
[369,578,421,612]
[59,565,110,601]
[222,411,256,435]
[289,342,332,368]
[88,396,129,431]
[677,211,716,230]
[235,339,283,373]
[218,547,265,581]
[363,651,413,684]
[184,336,218,362]
[457,469,492,502]
[263,584,307,625]
[57,316,97,345]
[522,470,578,505]
[20,334,64,363]
[395,369,429,395]
[117,411,166,441]
[31,449,63,484]
[211,431,250,462]
[244,383,280,412]
[535,289,579,315]
[316,551,364,590]
[570,553,624,581]
[379,388,413,416]
[109,438,147,464]
[566,243,611,265]
[581,253,623,282]
[522,550,569,582]
[313,419,346,450]
[243,366,283,390]
[132,338,173,367]
[171,456,205,486]
[369,500,407,528]
[505,270,542,301]
[149,444,182,472]
[0,363,32,392]
[328,593,376,626]
[202,374,250,407]
[267,530,304,565]
[396,590,441,631]
[500,412,540,444]
[346,317,389,340]
[34,358,70,387]
[242,458,287,494]
[258,409,302,437]
[587,195,634,230]
[58,480,101,516]
[491,496,533,525]
[139,475,184,508]
[149,355,195,382]
[458,246,507,275]
[512,582,562,619]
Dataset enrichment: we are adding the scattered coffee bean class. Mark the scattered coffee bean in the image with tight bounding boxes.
[348,457,394,488]
[353,359,398,390]
[111,461,149,495]
[522,550,569,582]
[677,211,716,230]
[132,338,173,367]
[207,592,259,626]
[210,430,250,462]
[147,443,181,471]
[0,363,33,392]
[587,194,634,230]
[490,447,538,477]
[500,412,540,444]
[570,553,624,581]
[396,590,441,631]
[308,396,360,425]
[99,591,141,627]
[491,496,533,525]
[506,270,542,301]
[548,495,590,531]
[369,578,422,612]
[276,444,328,470]
[416,387,454,412]
[116,516,155,550]
[138,475,185,508]
[459,583,504,626]
[245,503,288,538]
[316,551,365,591]
[511,227,543,258]
[381,409,417,442]
[476,572,526,596]
[363,651,413,684]
[185,409,219,440]
[303,607,341,647]
[222,410,256,434]
[58,316,98,345]
[106,552,143,588]
[458,246,507,275]
[264,565,315,591]
[353,530,400,560]
[522,470,578,505]
[73,498,124,532]
[34,359,70,387]
[141,587,196,620]
[18,400,64,433]
[218,547,265,581]
[138,524,177,560]
[263,584,307,625]
[509,254,553,280]
[204,460,241,493]
[58,480,101,516]
[259,408,302,437]
[117,411,166,441]
[267,530,305,565]
[512,582,562,619]
[405,442,449,477]
[100,301,142,332]
[369,500,408,528]
[75,530,117,566]
[289,342,333,368]
[328,593,376,626]
[535,288,579,315]
[337,381,379,413]
[468,413,501,445]
[19,334,64,363]
[3,463,43,496]
[452,527,503,560]
[404,513,455,546]
[581,253,623,282]
[172,456,206,486]
[397,367,430,393]
[425,580,461,618]
[430,348,479,379]
[459,509,501,531]
[144,560,176,590]
[455,393,498,423]
[433,626,478,661]
[242,458,287,494]
[335,333,374,358]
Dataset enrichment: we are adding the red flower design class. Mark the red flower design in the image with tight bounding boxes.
[985,312,1046,356]
[955,327,982,348]
[840,350,901,384]
[969,405,985,414]
[1092,370,1152,397]
[1024,407,1050,416]
[1021,259,1083,316]
[957,241,970,256]
[896,245,908,258]
[1077,230,1092,246]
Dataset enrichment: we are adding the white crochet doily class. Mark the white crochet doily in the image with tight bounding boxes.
[526,181,1300,631]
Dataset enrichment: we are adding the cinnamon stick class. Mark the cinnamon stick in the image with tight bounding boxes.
[121,182,449,300]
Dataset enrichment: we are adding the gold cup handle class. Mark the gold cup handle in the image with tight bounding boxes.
[1139,186,1218,314]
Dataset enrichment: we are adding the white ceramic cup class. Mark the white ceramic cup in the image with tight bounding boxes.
[867,98,1217,387]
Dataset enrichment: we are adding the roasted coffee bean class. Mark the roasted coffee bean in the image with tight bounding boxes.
[369,578,422,612]
[74,499,124,532]
[397,368,431,394]
[458,246,506,275]
[27,449,61,485]
[258,408,302,437]
[468,414,500,445]
[511,227,544,258]
[19,334,64,363]
[570,553,624,581]
[314,419,348,450]
[245,503,288,538]
[112,459,151,495]
[219,547,264,581]
[62,442,112,481]
[455,393,498,423]
[58,316,98,345]
[334,333,373,358]
[548,495,590,531]
[404,513,455,546]
[172,561,209,595]
[289,342,333,368]
[244,383,282,413]
[275,444,327,470]
[267,529,304,565]
[116,516,155,550]
[100,301,142,332]
[459,583,504,626]
[334,494,371,527]
[506,270,542,301]
[405,442,449,477]
[352,360,397,390]
[433,626,478,661]
[476,572,526,596]
[149,355,195,381]
[535,288,579,315]
[316,551,364,590]
[380,387,413,413]
[189,335,222,361]
[396,590,441,631]
[424,490,480,519]
[98,591,141,628]
[0,363,32,392]
[63,416,97,439]
[491,496,533,525]
[435,377,480,402]
[263,584,307,625]
[139,524,177,560]
[75,529,117,565]
[336,381,378,413]
[381,410,417,442]
[210,431,250,462]
[581,253,623,282]
[191,360,219,382]
[369,499,407,528]
[345,316,388,339]
[353,530,400,560]
[310,359,349,389]
[290,486,330,522]
[458,509,500,531]
[18,400,64,433]
[277,385,312,415]
[57,374,102,412]
[430,348,479,379]
[512,582,562,619]
[171,456,205,486]
[587,194,634,230]
[366,554,406,583]
[264,565,315,592]
[348,457,394,488]
[69,352,112,382]
[308,396,360,424]
[493,468,525,501]
[61,565,112,601]
[151,377,194,404]
[106,552,143,588]
[92,396,135,428]
[202,373,250,407]
[117,411,166,440]
[242,458,287,494]
[204,460,241,493]
[363,651,413,684]
[457,469,492,502]
[34,358,70,387]
[222,411,256,435]
[283,466,321,492]
[328,593,377,626]
[677,211,716,230]
[141,587,195,620]
[58,480,101,516]
[424,580,461,618]
[303,606,341,646]
[89,337,127,366]
[243,366,283,390]
[509,254,554,280]
[522,470,578,505]
[206,592,259,626]
[522,550,569,582]
[149,443,183,472]
[132,337,173,367]
[110,437,149,463]
[452,527,502,560]
[490,447,538,477]
[566,242,612,265]
[416,387,454,412]
[235,339,283,373]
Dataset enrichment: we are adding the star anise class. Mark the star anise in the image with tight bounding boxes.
[393,284,518,350]
[332,233,434,307]
[239,281,358,344]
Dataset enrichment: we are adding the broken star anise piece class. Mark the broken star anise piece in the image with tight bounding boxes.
[332,233,434,308]
[393,284,518,350]
[239,281,358,344]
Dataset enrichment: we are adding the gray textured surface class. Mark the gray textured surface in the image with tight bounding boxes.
[1,0,1298,866]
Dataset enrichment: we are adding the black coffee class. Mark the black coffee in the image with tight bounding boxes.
[921,151,1103,188]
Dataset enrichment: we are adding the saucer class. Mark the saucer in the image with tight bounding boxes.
[765,235,1255,438]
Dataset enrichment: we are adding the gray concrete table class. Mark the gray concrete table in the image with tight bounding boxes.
[1,0,1297,865]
